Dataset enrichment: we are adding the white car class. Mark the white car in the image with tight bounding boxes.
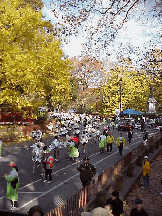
[134,123,141,129]
[156,126,162,130]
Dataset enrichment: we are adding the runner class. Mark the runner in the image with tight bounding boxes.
[48,136,62,162]
[43,150,54,183]
[98,132,107,153]
[80,130,89,154]
[3,161,20,210]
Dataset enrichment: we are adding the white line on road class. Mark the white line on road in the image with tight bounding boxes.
[19,192,44,194]
[17,173,79,210]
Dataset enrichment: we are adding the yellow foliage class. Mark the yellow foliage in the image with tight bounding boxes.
[101,64,151,115]
[0,0,73,113]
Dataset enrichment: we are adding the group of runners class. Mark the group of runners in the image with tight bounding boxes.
[27,114,129,181]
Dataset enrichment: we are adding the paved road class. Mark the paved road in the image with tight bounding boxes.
[0,126,157,214]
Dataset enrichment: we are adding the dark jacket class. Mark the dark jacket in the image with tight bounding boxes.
[130,207,149,216]
[143,132,148,141]
[106,197,123,216]
[128,130,133,138]
[77,163,96,181]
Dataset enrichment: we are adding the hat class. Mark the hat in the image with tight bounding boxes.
[83,157,90,161]
[9,161,16,167]
[81,207,110,216]
[135,198,142,204]
[112,190,119,198]
[144,156,148,159]
[45,150,50,153]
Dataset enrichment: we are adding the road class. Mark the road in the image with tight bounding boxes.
[0,126,157,214]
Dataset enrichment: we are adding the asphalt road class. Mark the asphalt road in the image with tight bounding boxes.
[0,125,157,214]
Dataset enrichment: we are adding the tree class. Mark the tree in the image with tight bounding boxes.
[0,0,72,115]
[50,0,148,56]
[70,55,104,112]
[101,60,151,115]
[141,48,162,112]
[22,0,44,10]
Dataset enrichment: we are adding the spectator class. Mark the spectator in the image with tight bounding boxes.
[77,157,96,188]
[27,205,44,216]
[130,198,149,216]
[105,190,123,216]
[141,156,150,189]
[81,207,111,216]
[116,133,125,155]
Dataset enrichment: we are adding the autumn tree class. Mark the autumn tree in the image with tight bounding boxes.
[70,55,104,112]
[141,48,162,112]
[101,60,151,115]
[0,0,73,115]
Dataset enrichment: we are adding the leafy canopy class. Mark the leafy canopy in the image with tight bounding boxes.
[0,0,73,113]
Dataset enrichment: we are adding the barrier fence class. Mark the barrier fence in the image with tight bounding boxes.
[46,131,162,216]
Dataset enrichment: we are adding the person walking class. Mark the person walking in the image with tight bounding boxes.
[130,198,149,216]
[116,133,125,155]
[77,157,96,188]
[141,156,150,189]
[128,128,133,145]
[105,190,123,216]
[143,130,148,145]
[43,150,53,183]
[141,119,145,131]
[0,136,3,158]
[106,132,114,153]
[4,161,20,210]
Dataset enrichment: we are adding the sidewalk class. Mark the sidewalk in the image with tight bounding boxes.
[116,143,162,216]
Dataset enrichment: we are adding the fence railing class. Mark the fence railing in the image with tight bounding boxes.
[46,131,162,216]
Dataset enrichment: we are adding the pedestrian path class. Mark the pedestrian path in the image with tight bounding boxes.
[107,143,162,216]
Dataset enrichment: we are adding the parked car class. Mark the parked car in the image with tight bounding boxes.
[156,125,162,130]
[118,120,133,131]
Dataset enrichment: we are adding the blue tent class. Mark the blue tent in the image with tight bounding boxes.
[123,109,142,115]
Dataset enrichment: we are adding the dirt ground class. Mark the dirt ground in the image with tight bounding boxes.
[123,151,162,216]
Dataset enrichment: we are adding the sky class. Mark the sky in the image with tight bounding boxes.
[41,0,161,66]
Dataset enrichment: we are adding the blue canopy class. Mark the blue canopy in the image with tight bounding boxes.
[122,109,142,115]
